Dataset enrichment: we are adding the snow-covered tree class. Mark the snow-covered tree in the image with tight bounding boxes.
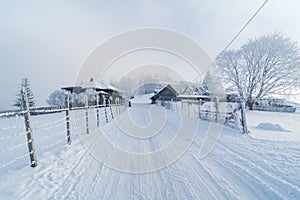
[216,32,300,109]
[13,78,36,109]
[47,90,66,108]
[85,89,97,105]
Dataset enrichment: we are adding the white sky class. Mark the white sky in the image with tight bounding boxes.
[0,0,300,109]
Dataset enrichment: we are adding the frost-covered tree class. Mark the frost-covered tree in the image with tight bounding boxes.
[85,89,98,105]
[47,90,66,108]
[216,32,300,109]
[13,78,36,109]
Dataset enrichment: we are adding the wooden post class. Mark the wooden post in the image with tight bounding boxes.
[85,95,89,134]
[187,101,190,117]
[104,106,108,123]
[116,99,119,115]
[240,100,248,134]
[109,102,114,119]
[22,87,37,167]
[65,93,71,144]
[198,99,201,119]
[234,109,240,130]
[96,94,100,127]
[180,100,183,115]
[118,101,121,115]
[215,97,219,123]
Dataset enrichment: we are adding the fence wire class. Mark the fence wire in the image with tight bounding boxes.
[0,104,127,172]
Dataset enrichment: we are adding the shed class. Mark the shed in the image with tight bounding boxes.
[150,85,178,104]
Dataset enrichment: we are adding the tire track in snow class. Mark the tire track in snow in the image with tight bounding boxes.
[19,142,90,199]
[49,147,93,199]
[189,152,241,199]
[194,149,272,198]
[208,148,285,199]
[49,132,101,199]
[87,127,125,200]
[149,115,197,200]
[167,153,216,199]
[217,139,300,193]
[57,130,107,199]
[222,137,300,186]
[215,140,300,199]
[148,138,172,199]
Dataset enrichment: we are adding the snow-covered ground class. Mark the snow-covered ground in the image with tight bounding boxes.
[130,93,154,104]
[247,110,300,142]
[0,104,299,199]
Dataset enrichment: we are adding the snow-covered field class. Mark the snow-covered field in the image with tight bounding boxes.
[0,104,299,199]
[247,110,300,142]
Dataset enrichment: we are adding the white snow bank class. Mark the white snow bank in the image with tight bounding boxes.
[256,123,288,132]
[247,110,300,141]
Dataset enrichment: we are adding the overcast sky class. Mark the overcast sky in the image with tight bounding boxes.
[0,0,300,109]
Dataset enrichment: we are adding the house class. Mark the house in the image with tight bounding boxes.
[150,84,211,104]
[61,78,123,107]
[98,83,123,105]
[150,85,178,104]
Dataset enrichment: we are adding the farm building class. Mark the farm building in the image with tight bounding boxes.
[150,85,178,104]
[98,83,123,105]
[150,84,211,104]
[61,79,123,107]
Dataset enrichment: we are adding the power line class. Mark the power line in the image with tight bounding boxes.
[218,0,269,58]
[194,0,269,82]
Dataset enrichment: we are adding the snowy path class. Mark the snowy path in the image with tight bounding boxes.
[0,104,299,199]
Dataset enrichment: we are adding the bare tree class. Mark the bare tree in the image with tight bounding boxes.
[217,32,300,109]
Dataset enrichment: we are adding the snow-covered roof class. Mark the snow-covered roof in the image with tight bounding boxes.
[177,94,210,99]
[150,85,178,100]
[98,91,109,95]
[98,83,119,91]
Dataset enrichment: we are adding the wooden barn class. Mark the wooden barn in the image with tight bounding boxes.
[150,84,211,104]
[150,85,178,104]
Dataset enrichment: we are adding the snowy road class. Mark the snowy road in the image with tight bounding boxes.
[0,104,300,199]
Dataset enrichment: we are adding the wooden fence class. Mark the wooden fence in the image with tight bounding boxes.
[0,87,127,168]
[157,100,242,130]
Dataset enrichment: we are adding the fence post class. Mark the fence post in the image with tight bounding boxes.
[198,99,201,119]
[22,87,37,167]
[109,102,114,119]
[85,95,89,134]
[65,93,71,144]
[187,101,190,117]
[233,109,240,130]
[240,101,248,134]
[104,106,108,123]
[215,97,219,123]
[96,94,100,127]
